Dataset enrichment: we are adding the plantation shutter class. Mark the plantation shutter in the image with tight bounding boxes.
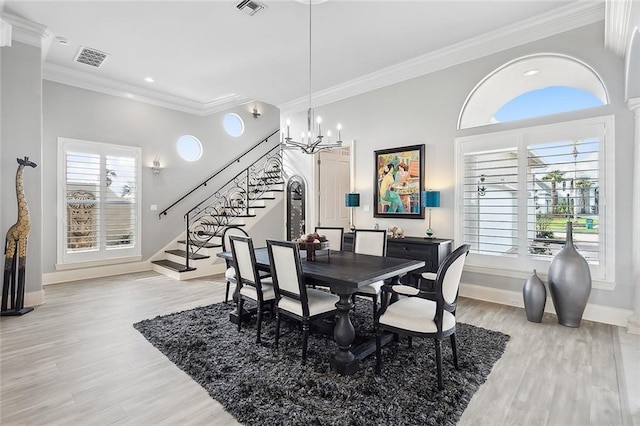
[462,147,519,257]
[526,138,600,264]
[59,138,141,265]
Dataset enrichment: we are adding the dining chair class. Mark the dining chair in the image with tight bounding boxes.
[375,244,471,390]
[222,226,249,303]
[266,239,340,364]
[314,226,344,251]
[353,229,388,322]
[229,235,276,344]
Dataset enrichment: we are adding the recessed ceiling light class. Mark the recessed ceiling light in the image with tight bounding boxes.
[523,69,539,77]
[56,36,70,46]
[144,77,155,83]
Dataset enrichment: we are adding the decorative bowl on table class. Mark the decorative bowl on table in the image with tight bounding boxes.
[295,233,330,261]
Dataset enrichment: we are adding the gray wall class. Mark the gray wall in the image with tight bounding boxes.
[42,81,281,273]
[295,22,634,310]
[1,41,43,295]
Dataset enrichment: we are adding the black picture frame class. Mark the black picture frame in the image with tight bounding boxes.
[374,144,425,219]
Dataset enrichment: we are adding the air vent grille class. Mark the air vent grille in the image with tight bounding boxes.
[74,47,109,68]
[236,0,266,16]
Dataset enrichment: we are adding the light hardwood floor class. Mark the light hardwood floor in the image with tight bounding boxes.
[0,271,634,425]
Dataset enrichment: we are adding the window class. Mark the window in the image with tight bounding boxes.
[176,135,203,162]
[455,116,614,282]
[223,113,244,137]
[458,54,608,129]
[58,138,141,266]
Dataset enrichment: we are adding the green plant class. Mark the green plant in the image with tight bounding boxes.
[535,213,554,239]
[542,170,564,214]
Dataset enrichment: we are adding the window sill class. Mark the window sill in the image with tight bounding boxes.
[55,255,143,271]
[464,264,616,291]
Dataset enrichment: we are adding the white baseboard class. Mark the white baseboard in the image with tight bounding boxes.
[24,289,45,307]
[460,282,633,328]
[42,261,152,285]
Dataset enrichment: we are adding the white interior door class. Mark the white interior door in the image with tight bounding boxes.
[317,146,351,229]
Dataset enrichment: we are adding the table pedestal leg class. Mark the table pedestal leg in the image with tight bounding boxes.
[330,292,358,375]
[229,285,255,324]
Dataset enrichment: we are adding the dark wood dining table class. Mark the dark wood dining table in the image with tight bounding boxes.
[217,247,425,375]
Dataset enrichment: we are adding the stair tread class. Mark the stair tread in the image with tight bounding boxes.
[208,214,256,218]
[164,249,210,260]
[152,259,197,272]
[177,240,221,248]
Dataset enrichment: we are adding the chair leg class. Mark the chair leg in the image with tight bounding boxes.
[450,333,459,370]
[435,339,443,390]
[407,336,412,348]
[375,327,382,373]
[237,298,244,332]
[372,294,378,324]
[225,280,230,303]
[256,302,263,344]
[274,311,281,349]
[302,321,310,365]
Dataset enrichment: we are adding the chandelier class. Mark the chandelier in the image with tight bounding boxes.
[282,0,343,154]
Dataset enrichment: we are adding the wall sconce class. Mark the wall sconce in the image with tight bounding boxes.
[252,106,261,119]
[421,190,440,238]
[345,192,360,232]
[151,157,162,175]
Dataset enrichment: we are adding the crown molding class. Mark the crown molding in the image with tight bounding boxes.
[1,12,53,58]
[44,63,252,116]
[604,0,635,57]
[278,1,604,116]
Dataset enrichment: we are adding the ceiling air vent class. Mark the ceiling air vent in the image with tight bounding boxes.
[236,0,266,16]
[74,46,109,68]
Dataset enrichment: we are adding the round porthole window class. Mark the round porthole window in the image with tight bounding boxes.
[176,135,203,162]
[223,113,245,137]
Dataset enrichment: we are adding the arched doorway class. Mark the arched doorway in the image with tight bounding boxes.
[286,176,306,241]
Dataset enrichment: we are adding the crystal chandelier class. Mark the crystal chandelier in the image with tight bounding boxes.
[282,0,343,154]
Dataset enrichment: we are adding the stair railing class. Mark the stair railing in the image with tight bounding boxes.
[159,129,280,219]
[182,142,285,270]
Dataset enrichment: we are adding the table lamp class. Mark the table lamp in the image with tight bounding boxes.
[421,190,440,238]
[345,193,360,232]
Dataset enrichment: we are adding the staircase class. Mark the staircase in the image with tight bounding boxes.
[151,131,285,280]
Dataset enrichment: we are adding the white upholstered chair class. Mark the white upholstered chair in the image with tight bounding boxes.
[375,244,471,390]
[353,229,388,322]
[229,235,276,344]
[222,226,249,303]
[266,239,340,364]
[314,226,344,251]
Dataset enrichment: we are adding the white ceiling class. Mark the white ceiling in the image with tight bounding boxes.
[2,1,603,115]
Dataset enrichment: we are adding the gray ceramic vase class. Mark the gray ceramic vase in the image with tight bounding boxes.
[548,221,592,327]
[523,269,546,323]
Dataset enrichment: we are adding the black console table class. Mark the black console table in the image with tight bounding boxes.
[343,233,452,285]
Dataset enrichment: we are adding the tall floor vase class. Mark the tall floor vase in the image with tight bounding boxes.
[548,221,592,327]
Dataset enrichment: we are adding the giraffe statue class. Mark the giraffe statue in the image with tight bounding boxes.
[2,157,37,316]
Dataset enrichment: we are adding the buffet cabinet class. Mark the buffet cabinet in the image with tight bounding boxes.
[342,233,453,285]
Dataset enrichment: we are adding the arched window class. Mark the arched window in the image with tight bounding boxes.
[454,54,615,284]
[458,54,608,129]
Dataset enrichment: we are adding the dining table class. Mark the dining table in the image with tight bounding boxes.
[217,247,425,375]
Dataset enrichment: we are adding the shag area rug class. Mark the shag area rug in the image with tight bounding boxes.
[134,301,509,426]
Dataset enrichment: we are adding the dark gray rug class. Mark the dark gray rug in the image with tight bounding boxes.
[134,301,509,426]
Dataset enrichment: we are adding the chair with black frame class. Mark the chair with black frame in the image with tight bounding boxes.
[375,244,470,390]
[266,239,340,365]
[352,229,388,323]
[314,226,344,251]
[221,226,249,304]
[229,235,276,344]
